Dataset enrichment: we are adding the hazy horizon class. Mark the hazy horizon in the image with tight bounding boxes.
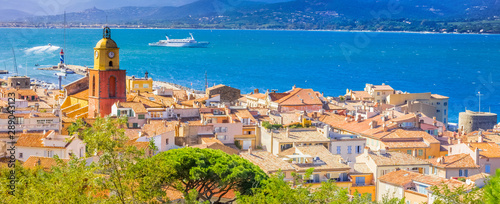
[0,0,291,16]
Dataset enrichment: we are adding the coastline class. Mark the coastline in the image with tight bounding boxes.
[0,26,495,35]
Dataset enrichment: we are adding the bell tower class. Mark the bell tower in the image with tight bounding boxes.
[88,27,126,118]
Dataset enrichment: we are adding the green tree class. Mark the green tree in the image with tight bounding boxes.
[69,116,166,203]
[146,147,268,203]
[430,183,482,204]
[484,169,500,204]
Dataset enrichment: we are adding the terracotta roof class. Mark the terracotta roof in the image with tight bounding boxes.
[352,163,372,174]
[142,120,175,137]
[281,145,350,171]
[190,143,239,155]
[365,150,430,166]
[275,88,323,106]
[126,138,150,150]
[427,154,480,169]
[201,137,223,144]
[16,131,54,148]
[412,174,471,191]
[70,89,89,100]
[22,156,69,171]
[240,150,295,173]
[0,112,57,119]
[467,142,500,158]
[351,91,372,100]
[127,92,176,108]
[246,93,266,100]
[270,128,330,143]
[269,92,289,101]
[3,88,38,96]
[430,94,449,99]
[206,84,227,91]
[467,173,490,181]
[124,129,141,140]
[466,131,500,144]
[116,101,147,113]
[379,170,422,186]
[371,85,394,91]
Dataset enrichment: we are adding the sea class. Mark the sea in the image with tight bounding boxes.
[0,28,499,123]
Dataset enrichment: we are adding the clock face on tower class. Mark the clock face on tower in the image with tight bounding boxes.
[95,50,99,59]
[108,51,115,58]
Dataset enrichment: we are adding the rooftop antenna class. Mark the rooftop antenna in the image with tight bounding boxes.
[477,91,483,113]
[11,47,18,75]
[25,60,27,76]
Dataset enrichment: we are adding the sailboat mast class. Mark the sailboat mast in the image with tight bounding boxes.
[11,47,18,75]
[64,11,66,64]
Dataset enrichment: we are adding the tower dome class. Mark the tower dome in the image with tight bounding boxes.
[95,27,117,48]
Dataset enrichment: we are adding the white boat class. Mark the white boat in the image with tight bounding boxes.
[149,33,209,48]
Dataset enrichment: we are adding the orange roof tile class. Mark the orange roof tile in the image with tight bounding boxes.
[275,88,323,106]
[467,142,500,158]
[70,89,89,100]
[190,143,239,155]
[240,150,295,173]
[426,154,480,169]
[365,151,430,166]
[379,170,421,186]
[22,156,69,171]
[117,101,147,113]
[16,131,56,148]
[141,121,175,136]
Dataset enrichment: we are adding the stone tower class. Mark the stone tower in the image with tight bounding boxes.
[88,27,126,118]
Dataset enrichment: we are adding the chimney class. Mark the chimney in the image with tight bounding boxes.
[478,134,483,143]
[448,137,452,145]
[286,127,290,138]
[254,88,259,94]
[439,156,445,164]
[473,148,480,165]
[145,71,149,79]
[458,139,462,144]
[379,147,386,155]
[382,124,387,132]
[248,147,252,155]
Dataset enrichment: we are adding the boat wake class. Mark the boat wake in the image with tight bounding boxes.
[24,44,60,55]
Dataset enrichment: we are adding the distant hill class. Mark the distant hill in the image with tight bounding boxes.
[0,9,32,21]
[5,0,500,33]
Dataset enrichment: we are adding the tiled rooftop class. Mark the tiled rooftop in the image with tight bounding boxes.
[365,150,430,166]
[426,153,480,169]
[279,145,350,171]
[270,128,330,143]
[240,150,295,173]
[22,156,69,171]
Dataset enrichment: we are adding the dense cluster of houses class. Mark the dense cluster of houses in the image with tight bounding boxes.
[1,28,498,203]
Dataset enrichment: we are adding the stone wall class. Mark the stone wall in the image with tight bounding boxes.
[458,110,497,133]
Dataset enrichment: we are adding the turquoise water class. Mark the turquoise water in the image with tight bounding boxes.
[1,28,499,123]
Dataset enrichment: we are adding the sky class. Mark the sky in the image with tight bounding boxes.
[0,0,291,16]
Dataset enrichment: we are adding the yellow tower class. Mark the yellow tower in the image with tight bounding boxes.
[93,27,120,70]
[88,27,127,118]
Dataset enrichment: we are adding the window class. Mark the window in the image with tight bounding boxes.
[143,84,149,88]
[336,146,341,154]
[347,146,352,154]
[165,139,169,145]
[444,109,447,115]
[356,145,362,154]
[459,169,463,177]
[133,123,138,128]
[19,153,23,158]
[485,164,491,173]
[436,109,440,113]
[444,118,447,124]
[418,149,423,156]
[465,169,468,177]
[92,75,96,96]
[437,102,441,105]
[138,114,145,119]
[217,135,227,141]
[355,176,365,185]
[444,102,448,106]
[109,61,113,66]
[407,150,412,155]
[377,92,380,96]
[134,84,139,88]
[15,117,24,124]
